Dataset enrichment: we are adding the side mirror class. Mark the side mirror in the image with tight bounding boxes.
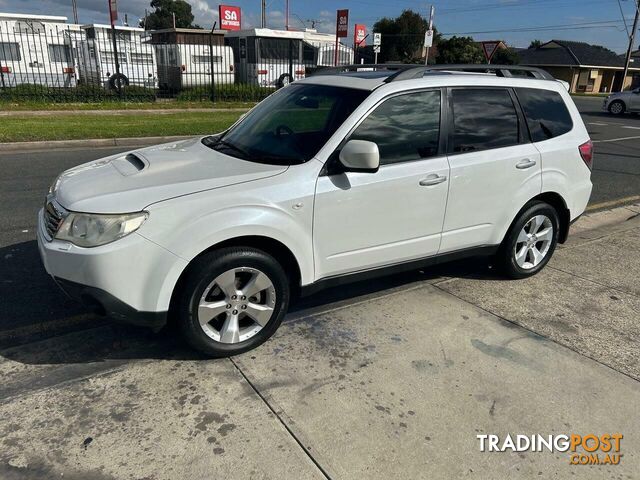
[339,140,380,173]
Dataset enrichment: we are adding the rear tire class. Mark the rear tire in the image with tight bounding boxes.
[497,201,560,279]
[178,247,290,357]
[108,73,129,90]
[608,100,625,115]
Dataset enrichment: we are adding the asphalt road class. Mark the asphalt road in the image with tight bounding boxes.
[572,95,640,208]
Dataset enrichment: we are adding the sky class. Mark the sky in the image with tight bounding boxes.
[2,0,639,53]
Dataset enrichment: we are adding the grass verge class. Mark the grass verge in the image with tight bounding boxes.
[0,111,245,142]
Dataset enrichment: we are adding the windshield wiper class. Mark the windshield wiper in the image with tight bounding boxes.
[212,139,251,159]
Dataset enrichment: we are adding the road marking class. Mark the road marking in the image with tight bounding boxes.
[586,195,640,212]
[622,126,640,130]
[592,135,640,143]
[588,122,609,126]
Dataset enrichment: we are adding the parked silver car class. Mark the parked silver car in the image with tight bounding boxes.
[603,87,640,114]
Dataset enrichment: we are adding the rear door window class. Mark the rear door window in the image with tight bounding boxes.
[449,88,520,153]
[515,88,573,142]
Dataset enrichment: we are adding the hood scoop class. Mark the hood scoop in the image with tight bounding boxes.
[111,153,147,176]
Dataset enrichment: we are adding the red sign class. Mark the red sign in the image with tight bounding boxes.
[336,9,349,38]
[219,5,241,31]
[354,24,366,46]
[481,41,501,62]
[108,0,118,25]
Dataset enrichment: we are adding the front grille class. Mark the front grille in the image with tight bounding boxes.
[44,200,66,239]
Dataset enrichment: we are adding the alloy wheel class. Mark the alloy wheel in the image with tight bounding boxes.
[197,267,276,344]
[513,215,554,270]
[610,102,623,114]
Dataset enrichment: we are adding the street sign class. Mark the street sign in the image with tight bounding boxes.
[108,0,118,25]
[373,45,381,53]
[219,5,241,30]
[424,29,433,48]
[354,24,366,46]
[373,32,381,46]
[336,9,349,38]
[481,41,501,62]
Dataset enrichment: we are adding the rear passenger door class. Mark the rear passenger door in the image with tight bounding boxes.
[440,87,542,253]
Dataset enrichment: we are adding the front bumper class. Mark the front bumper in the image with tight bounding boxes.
[37,208,188,330]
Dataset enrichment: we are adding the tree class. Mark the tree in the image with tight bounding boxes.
[492,47,520,65]
[142,0,200,30]
[528,40,543,49]
[372,10,441,63]
[435,36,484,64]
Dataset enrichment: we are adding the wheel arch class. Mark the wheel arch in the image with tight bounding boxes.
[509,192,570,244]
[168,235,303,320]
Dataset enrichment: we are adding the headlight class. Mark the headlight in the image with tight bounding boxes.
[55,211,148,247]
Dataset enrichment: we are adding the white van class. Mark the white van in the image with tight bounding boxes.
[0,13,78,88]
[76,24,157,89]
[225,28,306,88]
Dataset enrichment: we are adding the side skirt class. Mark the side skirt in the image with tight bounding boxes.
[300,245,499,297]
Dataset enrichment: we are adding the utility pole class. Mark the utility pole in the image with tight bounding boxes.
[424,5,434,66]
[71,0,79,24]
[261,0,266,28]
[285,0,289,30]
[622,0,640,91]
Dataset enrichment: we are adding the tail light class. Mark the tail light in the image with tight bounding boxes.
[578,140,594,170]
[229,64,234,72]
[257,69,268,75]
[181,64,186,72]
[295,69,305,75]
[0,66,11,73]
[63,67,75,74]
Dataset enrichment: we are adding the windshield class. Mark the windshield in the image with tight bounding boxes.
[206,83,370,165]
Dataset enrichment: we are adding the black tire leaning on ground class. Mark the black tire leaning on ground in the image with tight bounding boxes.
[177,247,290,357]
[496,200,560,279]
[608,100,625,115]
[108,73,129,90]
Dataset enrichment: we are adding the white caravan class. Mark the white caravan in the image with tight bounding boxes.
[225,28,307,88]
[302,29,354,66]
[0,12,79,88]
[151,29,234,92]
[76,24,157,89]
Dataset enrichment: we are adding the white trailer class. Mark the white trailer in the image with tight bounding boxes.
[76,24,158,89]
[225,28,307,88]
[0,12,79,88]
[150,28,234,92]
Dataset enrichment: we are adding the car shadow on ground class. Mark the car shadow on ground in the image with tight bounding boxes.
[0,239,504,366]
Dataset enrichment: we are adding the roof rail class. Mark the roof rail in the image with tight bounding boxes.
[418,64,556,81]
[311,63,556,82]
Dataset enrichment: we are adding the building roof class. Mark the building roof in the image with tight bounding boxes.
[519,40,635,69]
[0,12,68,23]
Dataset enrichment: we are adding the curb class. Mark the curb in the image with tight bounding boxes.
[1,135,196,153]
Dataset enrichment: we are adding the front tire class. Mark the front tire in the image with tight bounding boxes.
[608,100,625,115]
[178,247,290,357]
[497,201,560,279]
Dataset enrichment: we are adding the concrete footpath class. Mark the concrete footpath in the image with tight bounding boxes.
[0,205,639,479]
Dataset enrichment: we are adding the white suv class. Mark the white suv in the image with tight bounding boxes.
[38,65,593,357]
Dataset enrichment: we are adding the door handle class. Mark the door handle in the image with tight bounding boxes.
[516,159,537,169]
[419,174,447,186]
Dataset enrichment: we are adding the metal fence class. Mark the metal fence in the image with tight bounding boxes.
[0,21,359,103]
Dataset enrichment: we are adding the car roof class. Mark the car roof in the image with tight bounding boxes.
[299,70,566,94]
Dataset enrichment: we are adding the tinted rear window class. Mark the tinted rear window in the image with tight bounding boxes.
[516,88,573,142]
[450,88,520,153]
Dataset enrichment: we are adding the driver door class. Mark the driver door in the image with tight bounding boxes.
[313,90,450,279]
